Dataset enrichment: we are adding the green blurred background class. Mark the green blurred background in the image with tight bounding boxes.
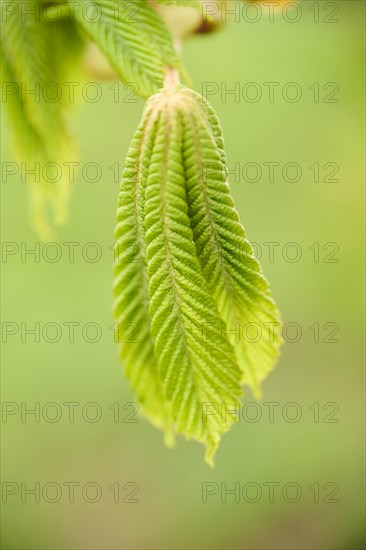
[1,1,365,548]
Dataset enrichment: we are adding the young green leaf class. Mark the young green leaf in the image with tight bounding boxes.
[178,88,282,397]
[72,0,187,98]
[114,107,174,441]
[1,1,84,238]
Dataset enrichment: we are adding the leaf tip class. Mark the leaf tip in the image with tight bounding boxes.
[204,446,217,468]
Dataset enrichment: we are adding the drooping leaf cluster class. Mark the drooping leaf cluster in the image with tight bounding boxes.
[114,86,282,464]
